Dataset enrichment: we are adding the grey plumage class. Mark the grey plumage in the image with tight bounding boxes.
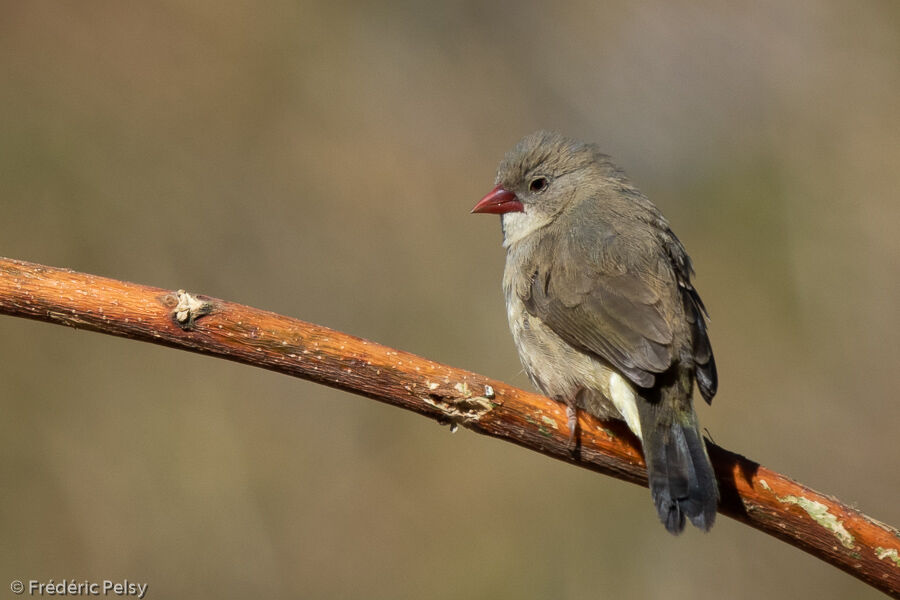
[474,131,718,534]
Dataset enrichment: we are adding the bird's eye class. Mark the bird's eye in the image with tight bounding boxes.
[529,177,549,193]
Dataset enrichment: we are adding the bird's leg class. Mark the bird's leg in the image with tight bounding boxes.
[562,393,581,456]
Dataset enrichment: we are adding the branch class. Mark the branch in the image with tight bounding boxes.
[1,256,898,598]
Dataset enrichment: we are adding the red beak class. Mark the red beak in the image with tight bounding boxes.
[471,186,524,215]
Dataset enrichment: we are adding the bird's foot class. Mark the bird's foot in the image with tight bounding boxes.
[565,402,580,457]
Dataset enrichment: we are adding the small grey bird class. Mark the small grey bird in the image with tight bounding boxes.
[472,131,718,534]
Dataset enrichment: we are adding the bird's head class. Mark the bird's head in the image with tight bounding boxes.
[472,131,603,246]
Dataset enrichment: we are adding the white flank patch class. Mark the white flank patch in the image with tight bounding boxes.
[609,373,642,440]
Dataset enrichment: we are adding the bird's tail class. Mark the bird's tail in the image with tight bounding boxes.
[637,370,718,534]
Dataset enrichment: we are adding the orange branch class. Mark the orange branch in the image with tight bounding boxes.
[1,256,898,598]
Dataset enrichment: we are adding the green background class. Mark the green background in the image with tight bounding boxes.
[1,2,898,598]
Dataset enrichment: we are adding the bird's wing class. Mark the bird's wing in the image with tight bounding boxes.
[520,220,698,391]
[678,261,717,402]
[656,221,717,402]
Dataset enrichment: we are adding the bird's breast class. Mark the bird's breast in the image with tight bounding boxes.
[501,247,642,437]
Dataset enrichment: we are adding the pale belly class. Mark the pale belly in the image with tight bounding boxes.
[505,293,644,440]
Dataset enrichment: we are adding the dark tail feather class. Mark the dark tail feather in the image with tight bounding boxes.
[638,375,718,534]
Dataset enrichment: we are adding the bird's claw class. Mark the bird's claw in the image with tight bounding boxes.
[565,403,580,456]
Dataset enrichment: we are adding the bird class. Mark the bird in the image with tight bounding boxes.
[471,131,719,534]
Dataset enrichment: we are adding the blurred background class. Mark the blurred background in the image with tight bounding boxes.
[1,1,898,598]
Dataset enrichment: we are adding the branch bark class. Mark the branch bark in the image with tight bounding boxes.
[1,256,898,598]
